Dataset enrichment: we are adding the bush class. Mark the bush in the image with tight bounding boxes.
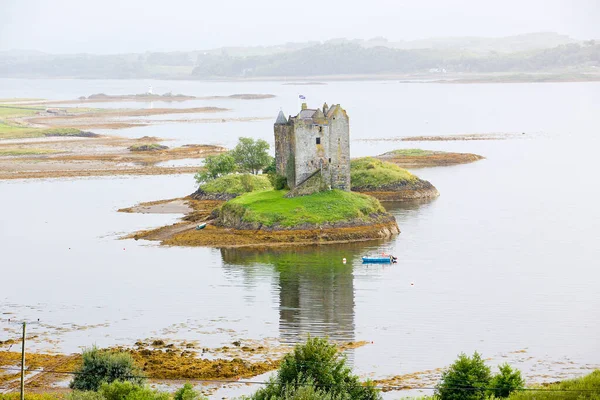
[70,347,145,391]
[99,381,168,400]
[268,173,288,190]
[489,364,525,398]
[240,173,255,192]
[200,174,272,195]
[67,392,105,400]
[435,352,491,400]
[249,336,381,400]
[174,383,206,400]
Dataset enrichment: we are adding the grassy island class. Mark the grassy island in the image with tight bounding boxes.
[377,148,484,167]
[350,157,439,201]
[161,188,398,247]
[125,189,399,247]
[220,189,385,228]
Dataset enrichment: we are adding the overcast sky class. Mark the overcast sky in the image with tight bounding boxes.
[1,0,599,54]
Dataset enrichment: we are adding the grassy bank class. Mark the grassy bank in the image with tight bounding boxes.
[508,370,600,400]
[351,157,417,188]
[0,123,89,140]
[222,189,385,228]
[0,148,60,156]
[386,149,436,156]
[200,174,272,195]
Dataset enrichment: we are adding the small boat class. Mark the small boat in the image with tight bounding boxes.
[195,223,207,230]
[362,255,397,264]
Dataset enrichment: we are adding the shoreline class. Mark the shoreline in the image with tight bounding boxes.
[0,136,225,180]
[122,197,400,248]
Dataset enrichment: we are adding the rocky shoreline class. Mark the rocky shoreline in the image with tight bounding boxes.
[123,197,400,248]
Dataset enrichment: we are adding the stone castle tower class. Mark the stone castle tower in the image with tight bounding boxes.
[274,103,350,196]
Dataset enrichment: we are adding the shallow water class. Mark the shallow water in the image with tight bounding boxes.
[1,79,599,397]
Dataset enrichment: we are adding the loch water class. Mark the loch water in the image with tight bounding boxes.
[1,79,599,397]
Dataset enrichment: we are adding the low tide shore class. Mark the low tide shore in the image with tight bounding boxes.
[123,197,400,248]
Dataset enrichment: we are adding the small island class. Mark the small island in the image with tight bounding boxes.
[124,103,441,247]
[377,148,484,167]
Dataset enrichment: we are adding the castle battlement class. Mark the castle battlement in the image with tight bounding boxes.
[274,103,350,195]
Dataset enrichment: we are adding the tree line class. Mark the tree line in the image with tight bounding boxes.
[1,41,597,79]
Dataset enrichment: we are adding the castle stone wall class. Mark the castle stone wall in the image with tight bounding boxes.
[327,107,351,191]
[274,124,293,180]
[292,120,330,187]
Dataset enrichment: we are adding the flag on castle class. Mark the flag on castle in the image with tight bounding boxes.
[299,95,306,99]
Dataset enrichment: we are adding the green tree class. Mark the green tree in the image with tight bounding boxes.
[70,347,145,391]
[249,336,381,400]
[435,352,491,400]
[231,137,272,175]
[194,152,236,183]
[488,363,524,398]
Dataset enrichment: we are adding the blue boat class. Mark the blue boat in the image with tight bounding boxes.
[362,255,397,264]
[195,223,207,230]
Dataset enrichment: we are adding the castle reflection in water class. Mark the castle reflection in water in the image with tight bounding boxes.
[220,244,373,344]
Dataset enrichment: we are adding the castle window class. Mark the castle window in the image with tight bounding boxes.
[316,137,321,145]
[328,158,331,163]
[319,126,323,133]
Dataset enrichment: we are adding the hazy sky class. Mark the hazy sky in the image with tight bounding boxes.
[1,0,599,54]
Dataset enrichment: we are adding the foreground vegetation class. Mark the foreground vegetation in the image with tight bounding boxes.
[350,157,417,189]
[1,340,598,400]
[221,189,385,228]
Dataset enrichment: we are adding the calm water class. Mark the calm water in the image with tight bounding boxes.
[1,79,599,397]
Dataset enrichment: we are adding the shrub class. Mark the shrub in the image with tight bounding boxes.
[200,174,272,195]
[70,347,145,391]
[66,392,105,400]
[174,383,206,400]
[489,364,525,398]
[99,381,168,400]
[268,173,288,190]
[435,352,491,400]
[249,336,381,400]
[240,173,255,192]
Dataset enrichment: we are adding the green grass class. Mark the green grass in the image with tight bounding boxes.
[350,157,417,188]
[0,122,44,139]
[129,143,168,151]
[508,370,600,400]
[0,148,59,156]
[42,128,84,136]
[389,149,436,156]
[0,105,43,118]
[201,173,272,194]
[224,189,384,227]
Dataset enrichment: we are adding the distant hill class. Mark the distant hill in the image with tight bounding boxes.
[0,33,597,80]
